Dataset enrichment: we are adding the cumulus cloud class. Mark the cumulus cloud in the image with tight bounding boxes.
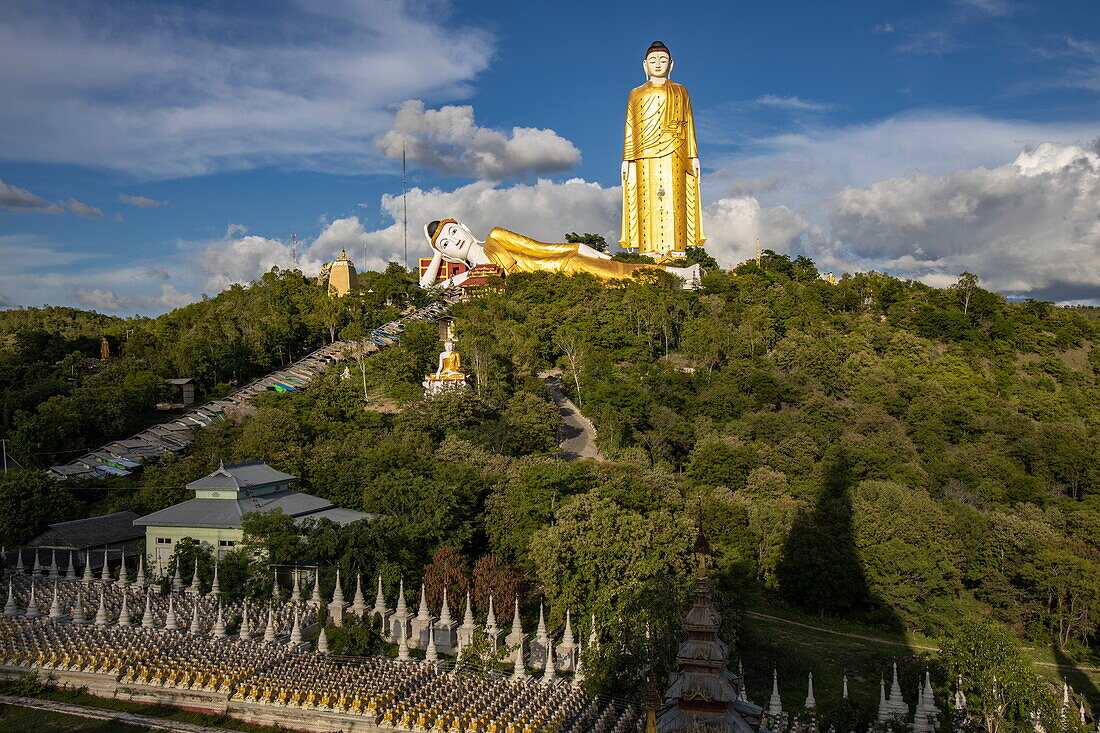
[829,143,1100,300]
[703,198,809,266]
[375,100,581,179]
[193,177,803,292]
[64,198,103,218]
[708,111,1099,221]
[194,233,300,293]
[73,283,193,313]
[0,179,62,214]
[0,0,493,178]
[118,193,164,208]
[378,180,803,270]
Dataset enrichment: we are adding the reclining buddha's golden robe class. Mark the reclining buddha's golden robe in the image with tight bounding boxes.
[483,228,667,281]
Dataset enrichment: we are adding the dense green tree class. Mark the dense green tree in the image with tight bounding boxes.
[0,470,79,545]
[564,232,609,253]
[939,619,1061,733]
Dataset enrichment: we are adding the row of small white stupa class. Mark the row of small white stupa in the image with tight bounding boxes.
[5,550,588,676]
[3,577,317,650]
[755,663,948,732]
[334,572,586,676]
[5,547,147,585]
[756,662,1095,733]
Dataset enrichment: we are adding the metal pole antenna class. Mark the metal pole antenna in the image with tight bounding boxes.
[402,140,408,271]
[1,439,6,474]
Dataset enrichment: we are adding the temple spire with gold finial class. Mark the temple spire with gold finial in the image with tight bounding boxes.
[654,517,765,732]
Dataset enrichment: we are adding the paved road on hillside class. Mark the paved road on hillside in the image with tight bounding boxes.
[539,370,605,461]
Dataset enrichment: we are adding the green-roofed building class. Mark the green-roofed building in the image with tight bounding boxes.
[135,461,369,575]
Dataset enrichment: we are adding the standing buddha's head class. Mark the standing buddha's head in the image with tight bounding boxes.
[644,40,672,80]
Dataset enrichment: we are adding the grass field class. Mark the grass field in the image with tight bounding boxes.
[0,702,150,732]
[735,603,1100,716]
[0,682,281,733]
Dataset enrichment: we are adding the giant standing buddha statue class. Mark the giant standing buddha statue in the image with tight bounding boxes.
[621,41,705,260]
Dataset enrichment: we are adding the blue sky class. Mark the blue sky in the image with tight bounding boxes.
[1,0,1098,313]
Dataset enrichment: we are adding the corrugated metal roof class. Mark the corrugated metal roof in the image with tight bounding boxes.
[48,465,98,478]
[185,461,296,492]
[29,511,142,549]
[135,489,337,529]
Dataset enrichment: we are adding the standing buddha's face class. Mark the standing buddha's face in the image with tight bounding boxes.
[434,220,476,263]
[645,52,671,79]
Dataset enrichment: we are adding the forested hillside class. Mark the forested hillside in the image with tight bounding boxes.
[0,265,419,469]
[457,255,1100,635]
[1,253,1097,727]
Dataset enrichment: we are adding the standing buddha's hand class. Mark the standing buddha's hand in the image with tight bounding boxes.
[691,158,700,177]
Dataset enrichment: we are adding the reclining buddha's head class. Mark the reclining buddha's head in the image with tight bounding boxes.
[425,219,477,263]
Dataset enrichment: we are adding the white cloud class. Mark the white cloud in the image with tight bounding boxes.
[703,198,809,266]
[375,179,803,270]
[374,100,581,179]
[193,234,300,293]
[828,143,1100,300]
[73,283,193,314]
[708,111,1099,218]
[0,233,198,314]
[0,233,89,271]
[193,177,804,292]
[754,95,836,112]
[0,179,105,218]
[0,179,62,214]
[64,198,103,219]
[955,0,1013,16]
[118,193,164,208]
[0,0,493,178]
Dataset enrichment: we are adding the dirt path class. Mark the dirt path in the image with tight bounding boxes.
[745,611,1100,674]
[539,370,605,461]
[0,694,242,732]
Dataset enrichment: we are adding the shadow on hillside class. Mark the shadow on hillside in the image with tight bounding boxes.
[1053,645,1099,715]
[775,450,903,632]
[740,448,919,724]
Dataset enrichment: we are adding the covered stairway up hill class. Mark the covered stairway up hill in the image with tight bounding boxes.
[47,297,457,481]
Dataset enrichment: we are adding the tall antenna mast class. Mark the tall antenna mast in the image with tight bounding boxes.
[755,237,761,266]
[402,139,408,271]
[290,233,298,268]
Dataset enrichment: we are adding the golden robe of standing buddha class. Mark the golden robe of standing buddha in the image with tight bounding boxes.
[621,40,705,259]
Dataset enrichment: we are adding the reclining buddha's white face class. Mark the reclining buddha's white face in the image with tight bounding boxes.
[433,220,477,263]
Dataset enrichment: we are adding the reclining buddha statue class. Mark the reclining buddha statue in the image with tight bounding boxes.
[418,219,701,290]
